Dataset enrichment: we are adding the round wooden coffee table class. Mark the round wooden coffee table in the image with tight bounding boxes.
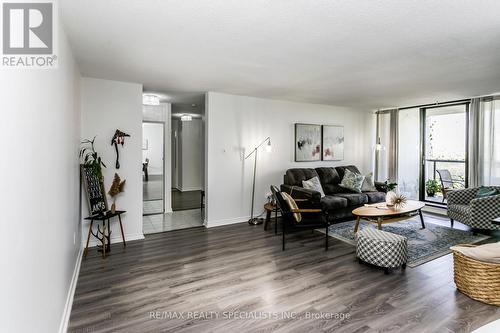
[352,200,426,233]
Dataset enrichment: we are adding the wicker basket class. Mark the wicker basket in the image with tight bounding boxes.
[452,244,500,306]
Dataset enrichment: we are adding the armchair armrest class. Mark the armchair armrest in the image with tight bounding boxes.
[447,188,479,205]
[280,184,321,205]
[375,181,387,193]
[470,194,500,220]
[291,208,322,213]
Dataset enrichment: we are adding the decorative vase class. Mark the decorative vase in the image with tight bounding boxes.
[110,201,116,214]
[386,191,396,207]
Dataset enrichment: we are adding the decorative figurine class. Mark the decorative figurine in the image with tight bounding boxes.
[111,129,130,169]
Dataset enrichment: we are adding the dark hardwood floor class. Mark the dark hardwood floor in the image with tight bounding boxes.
[69,214,500,333]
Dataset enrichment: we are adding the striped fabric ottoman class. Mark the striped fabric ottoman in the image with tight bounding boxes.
[356,227,408,274]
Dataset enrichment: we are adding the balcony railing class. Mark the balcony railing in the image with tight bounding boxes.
[425,158,466,183]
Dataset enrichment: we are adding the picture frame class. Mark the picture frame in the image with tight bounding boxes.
[322,125,344,161]
[294,123,322,162]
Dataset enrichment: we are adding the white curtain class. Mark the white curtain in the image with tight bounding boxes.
[480,97,500,185]
[375,109,399,182]
[469,97,500,186]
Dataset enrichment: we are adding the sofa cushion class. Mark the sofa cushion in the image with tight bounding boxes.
[364,191,386,203]
[302,176,325,198]
[339,169,365,193]
[334,193,368,206]
[284,168,319,186]
[335,165,361,181]
[361,172,377,192]
[315,167,346,194]
[321,195,348,211]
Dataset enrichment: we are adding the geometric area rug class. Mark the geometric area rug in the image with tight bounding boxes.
[325,218,490,268]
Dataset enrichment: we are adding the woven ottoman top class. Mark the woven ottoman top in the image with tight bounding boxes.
[357,227,406,243]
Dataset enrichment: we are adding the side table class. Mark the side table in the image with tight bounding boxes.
[84,210,126,259]
[263,202,278,234]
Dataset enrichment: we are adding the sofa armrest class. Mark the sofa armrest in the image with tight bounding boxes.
[280,184,321,205]
[374,181,387,193]
[447,188,479,205]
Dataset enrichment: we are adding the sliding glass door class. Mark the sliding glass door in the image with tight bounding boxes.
[420,103,469,204]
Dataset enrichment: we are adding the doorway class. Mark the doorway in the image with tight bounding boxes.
[142,121,165,215]
[420,103,469,205]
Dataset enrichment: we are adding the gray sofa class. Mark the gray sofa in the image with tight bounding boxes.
[281,165,386,221]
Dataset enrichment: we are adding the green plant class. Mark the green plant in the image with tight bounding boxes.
[80,136,106,179]
[384,180,398,192]
[425,179,440,196]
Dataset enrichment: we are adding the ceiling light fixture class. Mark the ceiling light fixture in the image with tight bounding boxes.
[143,94,160,106]
[180,114,192,122]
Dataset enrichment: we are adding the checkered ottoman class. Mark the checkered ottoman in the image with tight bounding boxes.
[356,227,408,273]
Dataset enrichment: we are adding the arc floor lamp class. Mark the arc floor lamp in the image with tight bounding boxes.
[245,136,272,225]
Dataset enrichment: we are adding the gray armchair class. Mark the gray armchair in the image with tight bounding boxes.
[447,187,500,231]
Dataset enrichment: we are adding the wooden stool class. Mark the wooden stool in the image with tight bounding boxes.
[84,210,126,259]
[263,202,278,234]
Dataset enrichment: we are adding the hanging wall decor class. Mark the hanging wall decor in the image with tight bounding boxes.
[295,123,322,162]
[111,129,130,169]
[322,125,344,161]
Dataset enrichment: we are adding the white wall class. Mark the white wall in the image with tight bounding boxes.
[180,119,203,191]
[0,21,82,333]
[142,123,164,175]
[205,92,372,227]
[81,78,143,245]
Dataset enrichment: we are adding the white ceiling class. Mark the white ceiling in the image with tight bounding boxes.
[60,0,500,109]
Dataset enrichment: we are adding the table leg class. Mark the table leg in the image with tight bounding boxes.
[264,209,271,231]
[102,220,106,259]
[354,216,361,233]
[418,209,426,229]
[84,219,94,258]
[118,214,126,247]
[377,217,382,230]
[274,207,278,235]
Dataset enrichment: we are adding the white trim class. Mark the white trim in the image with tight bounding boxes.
[58,247,83,333]
[83,232,145,248]
[206,216,250,228]
[422,205,447,216]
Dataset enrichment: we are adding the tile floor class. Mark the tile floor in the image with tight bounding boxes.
[142,209,204,234]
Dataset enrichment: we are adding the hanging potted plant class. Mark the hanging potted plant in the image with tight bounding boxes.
[425,179,440,197]
[80,136,106,180]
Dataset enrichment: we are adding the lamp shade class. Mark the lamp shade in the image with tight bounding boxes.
[180,114,192,122]
[143,94,160,106]
[265,139,272,152]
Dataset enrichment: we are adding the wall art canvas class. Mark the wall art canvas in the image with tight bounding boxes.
[295,123,322,162]
[322,125,344,160]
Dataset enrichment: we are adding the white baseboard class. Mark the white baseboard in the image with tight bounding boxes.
[58,247,83,333]
[84,232,145,248]
[206,216,250,228]
[177,186,202,192]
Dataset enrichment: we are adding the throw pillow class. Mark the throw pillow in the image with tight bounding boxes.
[361,172,377,192]
[475,186,498,198]
[302,176,326,198]
[451,242,500,264]
[282,192,302,222]
[340,169,365,193]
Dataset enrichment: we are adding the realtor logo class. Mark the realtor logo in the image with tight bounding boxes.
[2,1,57,68]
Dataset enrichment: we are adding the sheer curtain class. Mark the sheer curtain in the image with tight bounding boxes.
[469,96,500,186]
[375,109,399,182]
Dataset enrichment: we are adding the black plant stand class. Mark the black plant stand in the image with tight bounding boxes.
[84,210,126,259]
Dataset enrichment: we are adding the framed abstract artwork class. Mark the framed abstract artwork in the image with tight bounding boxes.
[322,125,344,161]
[295,123,322,162]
